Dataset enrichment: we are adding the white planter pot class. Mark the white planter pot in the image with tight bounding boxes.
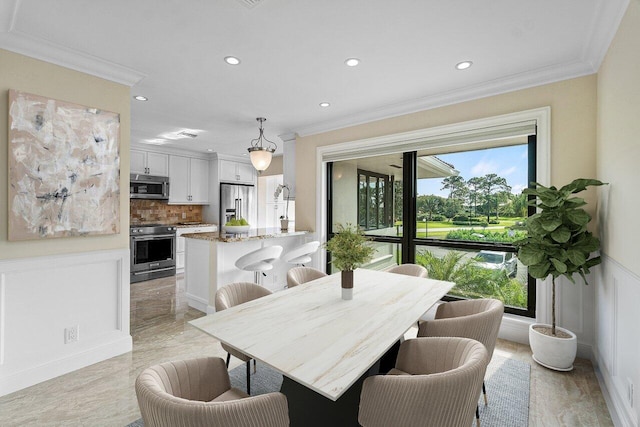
[341,287,353,300]
[528,323,577,371]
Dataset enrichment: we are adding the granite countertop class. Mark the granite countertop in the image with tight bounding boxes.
[182,227,309,243]
[174,223,217,228]
[129,222,217,228]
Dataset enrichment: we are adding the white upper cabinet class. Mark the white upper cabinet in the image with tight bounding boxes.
[219,159,255,184]
[169,155,209,204]
[189,158,209,203]
[131,149,169,176]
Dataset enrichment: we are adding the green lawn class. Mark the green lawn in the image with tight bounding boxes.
[412,217,526,239]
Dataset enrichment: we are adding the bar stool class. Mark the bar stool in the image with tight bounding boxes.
[282,241,320,266]
[235,245,283,285]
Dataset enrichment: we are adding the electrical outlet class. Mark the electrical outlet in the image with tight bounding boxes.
[65,325,79,344]
[182,212,187,219]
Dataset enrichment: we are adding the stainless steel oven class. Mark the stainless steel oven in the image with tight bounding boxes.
[130,224,176,283]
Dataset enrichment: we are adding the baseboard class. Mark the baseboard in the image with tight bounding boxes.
[0,335,131,397]
[498,314,533,345]
[186,292,208,313]
[592,347,638,427]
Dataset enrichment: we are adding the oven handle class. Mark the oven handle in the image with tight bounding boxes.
[133,267,175,276]
[132,234,176,240]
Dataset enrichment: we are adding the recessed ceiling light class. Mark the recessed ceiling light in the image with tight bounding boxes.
[207,149,214,152]
[319,102,330,108]
[455,61,473,70]
[344,58,360,67]
[133,95,148,101]
[224,56,241,65]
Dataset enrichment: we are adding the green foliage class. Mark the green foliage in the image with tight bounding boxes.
[325,223,376,271]
[446,228,527,243]
[514,179,606,283]
[416,250,526,308]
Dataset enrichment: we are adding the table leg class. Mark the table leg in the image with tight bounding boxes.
[280,361,380,427]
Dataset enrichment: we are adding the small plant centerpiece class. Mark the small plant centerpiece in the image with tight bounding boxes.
[324,223,375,300]
[515,178,606,371]
[274,183,291,231]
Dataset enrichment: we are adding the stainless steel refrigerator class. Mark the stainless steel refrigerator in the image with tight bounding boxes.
[220,183,256,226]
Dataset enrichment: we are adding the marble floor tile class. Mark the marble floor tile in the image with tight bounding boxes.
[0,274,614,426]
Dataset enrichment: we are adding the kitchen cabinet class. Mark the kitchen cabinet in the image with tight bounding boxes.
[131,149,169,176]
[176,225,217,273]
[169,155,209,204]
[219,159,255,184]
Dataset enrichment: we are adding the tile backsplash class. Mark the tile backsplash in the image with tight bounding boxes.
[130,200,204,225]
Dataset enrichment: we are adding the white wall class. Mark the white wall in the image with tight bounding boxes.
[0,249,131,396]
[596,2,640,425]
[0,49,133,397]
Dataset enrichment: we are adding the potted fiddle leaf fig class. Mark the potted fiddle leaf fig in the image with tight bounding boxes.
[324,223,375,300]
[515,178,606,371]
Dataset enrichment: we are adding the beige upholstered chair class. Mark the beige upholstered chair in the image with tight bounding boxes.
[135,356,289,427]
[358,337,489,427]
[215,282,273,394]
[418,298,504,420]
[286,266,327,288]
[384,263,428,278]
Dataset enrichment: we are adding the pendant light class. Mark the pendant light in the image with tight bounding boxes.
[247,117,277,173]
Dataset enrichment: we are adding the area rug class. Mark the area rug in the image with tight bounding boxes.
[127,355,529,426]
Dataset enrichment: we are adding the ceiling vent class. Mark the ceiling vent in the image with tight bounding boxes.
[236,0,264,9]
[177,131,198,139]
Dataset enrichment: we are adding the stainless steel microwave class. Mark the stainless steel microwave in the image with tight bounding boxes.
[130,174,170,200]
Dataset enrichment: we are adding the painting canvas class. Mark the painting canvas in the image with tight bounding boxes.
[8,90,120,240]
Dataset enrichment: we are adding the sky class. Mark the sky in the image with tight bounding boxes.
[417,144,529,197]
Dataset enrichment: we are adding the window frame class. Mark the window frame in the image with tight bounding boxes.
[317,107,550,321]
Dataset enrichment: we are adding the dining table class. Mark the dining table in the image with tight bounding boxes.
[189,268,455,426]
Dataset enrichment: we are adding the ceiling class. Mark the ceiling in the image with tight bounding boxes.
[0,0,629,157]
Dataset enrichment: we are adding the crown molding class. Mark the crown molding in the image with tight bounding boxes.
[581,0,629,70]
[293,59,595,138]
[0,3,146,87]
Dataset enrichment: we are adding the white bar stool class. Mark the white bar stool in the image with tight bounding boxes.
[282,241,320,266]
[235,245,283,285]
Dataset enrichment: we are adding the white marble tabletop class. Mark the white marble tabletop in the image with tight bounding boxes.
[189,268,454,401]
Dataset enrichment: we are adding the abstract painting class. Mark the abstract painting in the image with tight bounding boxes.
[8,90,120,240]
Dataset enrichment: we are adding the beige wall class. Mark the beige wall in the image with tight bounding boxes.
[597,1,640,276]
[0,49,131,260]
[296,75,598,232]
[260,154,283,176]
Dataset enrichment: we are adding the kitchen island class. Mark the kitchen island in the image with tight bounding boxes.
[183,228,311,313]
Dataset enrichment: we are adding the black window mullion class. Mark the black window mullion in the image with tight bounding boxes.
[402,152,416,263]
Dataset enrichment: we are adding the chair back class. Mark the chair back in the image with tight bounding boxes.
[286,266,327,287]
[215,282,272,311]
[136,356,290,427]
[283,241,321,265]
[418,298,504,359]
[359,337,488,427]
[385,263,428,278]
[235,245,283,271]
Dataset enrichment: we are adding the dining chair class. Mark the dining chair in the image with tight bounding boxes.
[417,298,504,423]
[215,282,273,394]
[135,356,289,427]
[384,263,428,278]
[358,337,489,427]
[286,266,327,288]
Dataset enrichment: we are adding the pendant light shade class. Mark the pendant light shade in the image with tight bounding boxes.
[247,117,277,173]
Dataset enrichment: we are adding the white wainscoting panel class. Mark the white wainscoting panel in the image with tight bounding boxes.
[0,249,131,397]
[594,254,639,427]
